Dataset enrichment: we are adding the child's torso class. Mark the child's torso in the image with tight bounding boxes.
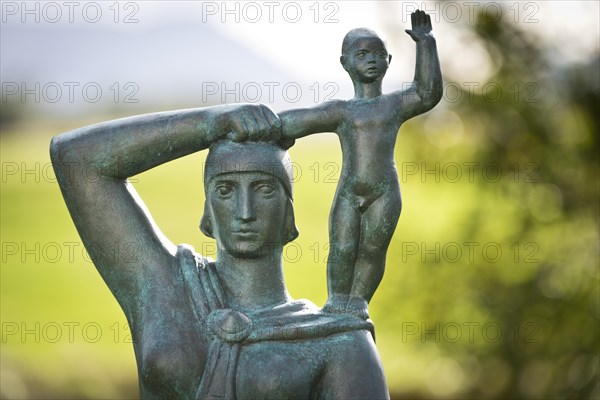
[336,94,403,196]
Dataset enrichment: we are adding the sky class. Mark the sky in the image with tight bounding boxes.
[1,1,598,115]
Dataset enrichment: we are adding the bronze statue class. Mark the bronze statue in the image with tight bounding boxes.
[279,10,442,319]
[50,10,441,399]
[50,105,388,398]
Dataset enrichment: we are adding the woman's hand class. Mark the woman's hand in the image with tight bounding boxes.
[224,104,282,143]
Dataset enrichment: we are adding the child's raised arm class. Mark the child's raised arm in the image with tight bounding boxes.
[398,10,443,120]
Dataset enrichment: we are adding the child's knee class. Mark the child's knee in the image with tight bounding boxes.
[329,242,358,261]
[361,241,389,259]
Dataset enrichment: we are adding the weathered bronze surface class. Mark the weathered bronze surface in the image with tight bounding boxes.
[50,10,440,399]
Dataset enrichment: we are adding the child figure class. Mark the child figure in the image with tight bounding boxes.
[279,10,442,319]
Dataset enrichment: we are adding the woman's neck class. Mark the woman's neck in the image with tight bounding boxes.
[215,250,291,313]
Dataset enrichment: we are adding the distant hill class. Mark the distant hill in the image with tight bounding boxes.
[1,19,294,114]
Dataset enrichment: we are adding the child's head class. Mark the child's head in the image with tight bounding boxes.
[340,28,391,84]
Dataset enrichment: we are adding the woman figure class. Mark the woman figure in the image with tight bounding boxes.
[50,104,389,399]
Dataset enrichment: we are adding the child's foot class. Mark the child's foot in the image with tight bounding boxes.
[346,297,370,320]
[323,295,349,314]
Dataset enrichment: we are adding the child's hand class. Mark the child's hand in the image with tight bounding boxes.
[405,10,433,42]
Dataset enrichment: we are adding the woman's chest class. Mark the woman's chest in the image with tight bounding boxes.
[236,340,327,400]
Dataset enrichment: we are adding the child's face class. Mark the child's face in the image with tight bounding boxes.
[343,36,390,83]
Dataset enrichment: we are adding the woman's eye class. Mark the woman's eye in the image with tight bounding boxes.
[256,184,275,196]
[216,185,233,197]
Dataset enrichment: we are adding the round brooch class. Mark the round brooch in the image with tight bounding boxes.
[206,309,253,343]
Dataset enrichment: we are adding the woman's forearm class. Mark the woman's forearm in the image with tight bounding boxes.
[50,105,234,180]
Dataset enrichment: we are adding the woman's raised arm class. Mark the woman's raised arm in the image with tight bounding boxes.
[50,104,280,318]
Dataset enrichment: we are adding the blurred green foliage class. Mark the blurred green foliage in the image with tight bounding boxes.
[373,8,599,399]
[1,4,598,400]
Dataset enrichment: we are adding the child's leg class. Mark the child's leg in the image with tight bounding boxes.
[347,189,402,318]
[324,193,361,313]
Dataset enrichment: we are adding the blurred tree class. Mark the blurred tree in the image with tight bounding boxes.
[0,95,26,133]
[384,4,599,399]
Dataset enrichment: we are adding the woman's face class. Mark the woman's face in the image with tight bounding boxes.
[207,171,288,259]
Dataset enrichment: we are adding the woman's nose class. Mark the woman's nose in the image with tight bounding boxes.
[236,189,256,221]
